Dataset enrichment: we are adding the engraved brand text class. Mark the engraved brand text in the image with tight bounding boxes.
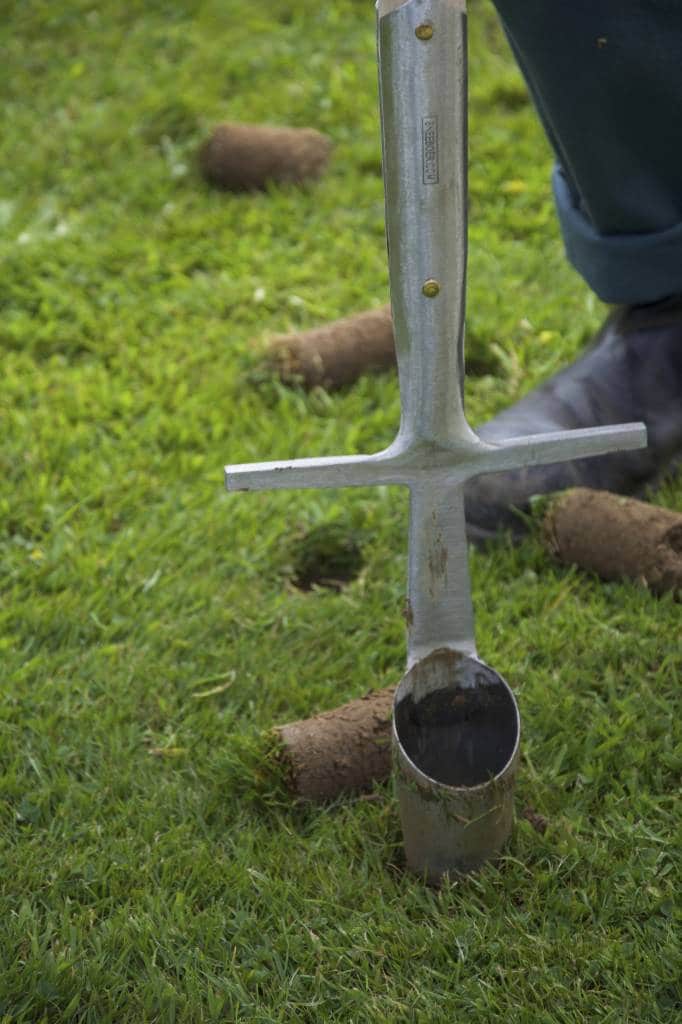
[422,116,439,184]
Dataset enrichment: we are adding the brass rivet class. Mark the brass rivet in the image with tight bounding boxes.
[415,23,433,40]
[422,279,440,298]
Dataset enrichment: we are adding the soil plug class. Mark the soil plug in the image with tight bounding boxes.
[275,687,395,801]
[267,305,395,391]
[543,487,682,596]
[199,122,332,191]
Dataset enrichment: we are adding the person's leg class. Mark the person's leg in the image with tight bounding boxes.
[491,0,682,304]
[462,0,682,540]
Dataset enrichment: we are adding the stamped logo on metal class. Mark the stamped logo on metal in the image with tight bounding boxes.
[422,116,439,184]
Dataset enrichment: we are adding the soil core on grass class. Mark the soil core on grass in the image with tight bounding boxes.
[267,305,395,391]
[395,663,518,788]
[199,122,332,191]
[276,686,395,800]
[543,487,682,595]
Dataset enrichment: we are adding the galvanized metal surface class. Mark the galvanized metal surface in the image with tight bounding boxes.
[225,0,647,879]
[393,649,519,882]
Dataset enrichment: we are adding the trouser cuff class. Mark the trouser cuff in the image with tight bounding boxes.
[553,166,682,306]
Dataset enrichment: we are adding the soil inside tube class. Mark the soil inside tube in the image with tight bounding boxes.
[395,682,518,787]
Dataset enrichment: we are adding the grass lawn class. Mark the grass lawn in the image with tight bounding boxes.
[1,0,680,1020]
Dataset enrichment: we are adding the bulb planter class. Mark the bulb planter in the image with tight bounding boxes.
[224,0,646,883]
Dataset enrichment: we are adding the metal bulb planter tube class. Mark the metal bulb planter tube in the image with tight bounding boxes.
[225,0,646,882]
[393,649,520,881]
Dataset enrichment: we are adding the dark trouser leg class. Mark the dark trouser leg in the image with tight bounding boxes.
[463,2,682,538]
[491,0,682,304]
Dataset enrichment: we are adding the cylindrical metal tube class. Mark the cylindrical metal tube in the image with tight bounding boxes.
[393,649,520,882]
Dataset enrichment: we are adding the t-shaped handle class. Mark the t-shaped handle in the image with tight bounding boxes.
[226,0,646,664]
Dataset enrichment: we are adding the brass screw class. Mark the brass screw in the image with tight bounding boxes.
[422,279,440,298]
[415,23,433,40]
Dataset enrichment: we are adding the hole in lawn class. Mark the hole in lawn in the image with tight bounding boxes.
[291,523,364,591]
